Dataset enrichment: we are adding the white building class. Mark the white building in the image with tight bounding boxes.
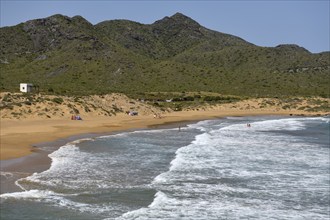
[20,83,33,93]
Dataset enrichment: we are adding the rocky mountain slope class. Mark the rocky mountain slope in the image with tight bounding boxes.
[0,13,329,97]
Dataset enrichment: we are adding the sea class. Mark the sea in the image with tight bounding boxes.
[1,116,329,220]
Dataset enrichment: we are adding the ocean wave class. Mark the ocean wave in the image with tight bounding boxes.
[98,127,179,140]
[117,191,179,220]
[186,119,216,131]
[0,189,114,215]
[15,144,90,191]
[0,172,14,179]
[1,189,55,200]
[2,116,328,219]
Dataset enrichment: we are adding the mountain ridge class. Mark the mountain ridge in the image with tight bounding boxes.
[0,13,329,97]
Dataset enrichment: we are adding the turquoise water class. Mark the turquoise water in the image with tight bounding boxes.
[1,116,329,219]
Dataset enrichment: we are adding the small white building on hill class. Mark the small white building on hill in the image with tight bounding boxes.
[20,83,33,93]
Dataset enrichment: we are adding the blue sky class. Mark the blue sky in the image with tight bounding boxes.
[0,0,329,53]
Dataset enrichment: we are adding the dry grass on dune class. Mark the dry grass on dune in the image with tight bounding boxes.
[1,92,329,121]
[0,92,165,120]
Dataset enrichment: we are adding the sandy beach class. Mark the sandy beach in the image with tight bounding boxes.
[1,106,327,160]
[1,94,329,194]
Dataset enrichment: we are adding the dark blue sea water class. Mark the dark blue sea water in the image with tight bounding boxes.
[1,116,329,219]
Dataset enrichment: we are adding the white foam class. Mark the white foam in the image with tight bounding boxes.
[186,119,217,132]
[144,117,329,219]
[18,139,138,191]
[0,172,13,179]
[6,144,86,192]
[0,189,57,200]
[304,116,330,124]
[154,117,319,183]
[98,127,179,140]
[251,118,306,131]
[149,191,176,208]
[118,191,180,219]
[0,189,114,215]
[98,132,130,139]
[15,143,97,191]
[69,138,94,144]
[321,117,330,123]
[3,116,328,219]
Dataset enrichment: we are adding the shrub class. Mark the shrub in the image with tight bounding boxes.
[112,105,122,113]
[172,97,182,102]
[2,94,11,102]
[282,105,291,110]
[183,96,194,101]
[73,108,79,114]
[52,97,64,104]
[84,106,91,112]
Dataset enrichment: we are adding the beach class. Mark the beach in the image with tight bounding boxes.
[1,96,329,195]
[1,106,326,161]
[1,92,329,161]
[1,115,329,219]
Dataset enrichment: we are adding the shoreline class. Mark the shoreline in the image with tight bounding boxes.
[1,109,328,194]
[2,95,329,160]
[0,114,207,194]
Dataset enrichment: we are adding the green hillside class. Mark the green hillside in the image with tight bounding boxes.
[0,13,329,97]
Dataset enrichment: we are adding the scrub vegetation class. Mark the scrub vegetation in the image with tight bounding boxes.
[0,13,329,98]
